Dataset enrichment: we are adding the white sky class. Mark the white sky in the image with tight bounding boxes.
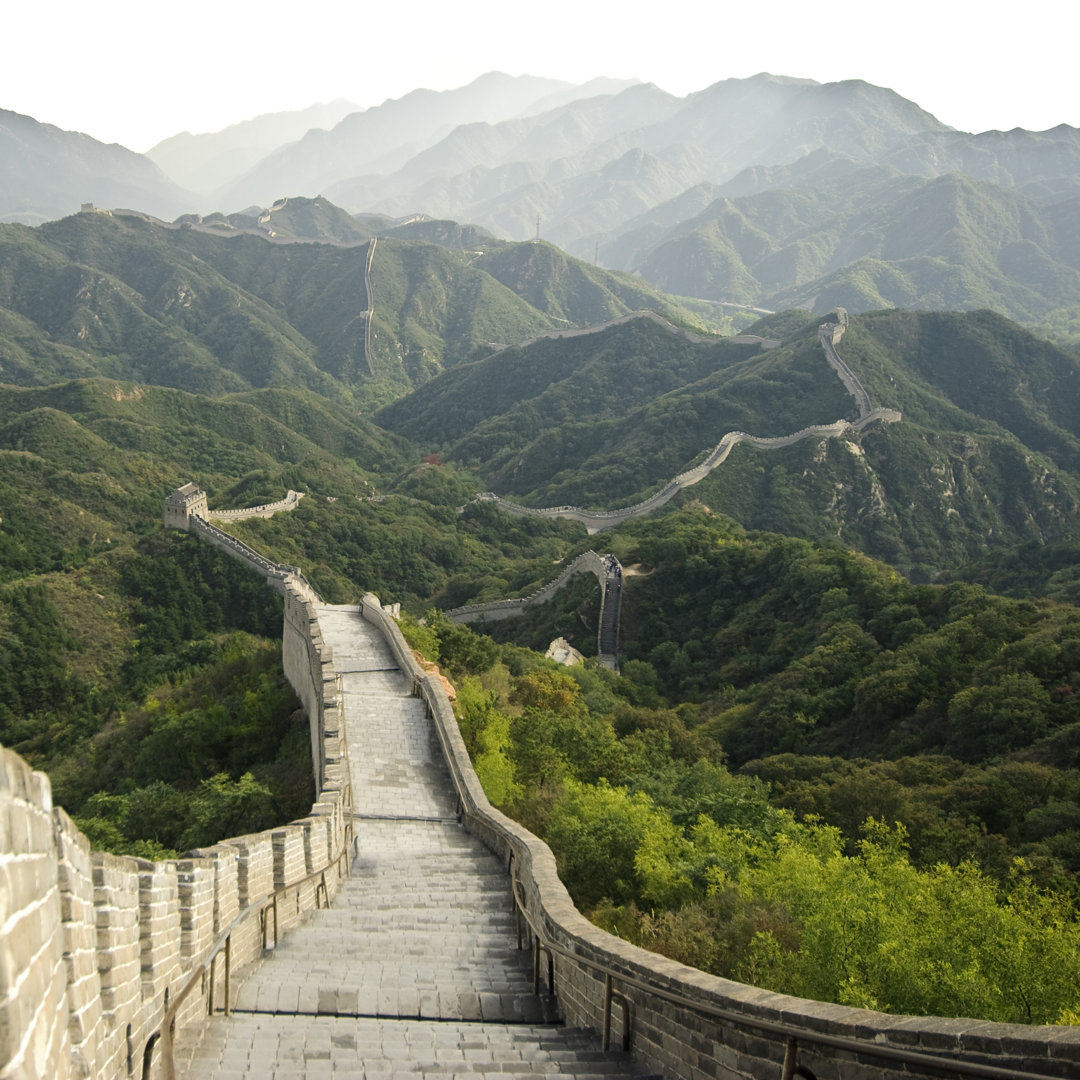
[3,0,1077,152]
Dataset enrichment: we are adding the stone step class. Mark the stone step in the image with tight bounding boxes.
[177,1018,657,1079]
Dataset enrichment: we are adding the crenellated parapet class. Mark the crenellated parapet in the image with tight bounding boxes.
[163,484,304,532]
[205,490,305,522]
[0,568,349,1079]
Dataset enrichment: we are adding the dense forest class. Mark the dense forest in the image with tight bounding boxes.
[393,513,1080,1024]
[0,533,311,858]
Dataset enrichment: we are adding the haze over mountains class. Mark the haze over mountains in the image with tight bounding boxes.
[5,71,1080,333]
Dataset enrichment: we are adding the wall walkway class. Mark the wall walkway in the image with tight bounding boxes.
[172,607,650,1078]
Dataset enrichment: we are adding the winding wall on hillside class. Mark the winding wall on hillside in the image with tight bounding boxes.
[445,551,622,669]
[203,490,304,522]
[362,237,376,376]
[445,313,897,650]
[479,310,900,534]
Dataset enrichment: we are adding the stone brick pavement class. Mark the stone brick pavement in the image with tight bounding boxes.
[175,606,653,1079]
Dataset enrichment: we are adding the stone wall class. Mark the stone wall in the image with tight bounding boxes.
[206,490,305,522]
[446,550,608,622]
[470,319,900,535]
[357,594,1080,1080]
[9,504,1078,1079]
[0,579,349,1080]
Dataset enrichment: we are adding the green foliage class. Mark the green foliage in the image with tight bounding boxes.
[605,509,1080,770]
[478,242,708,330]
[0,584,87,736]
[7,214,1080,1025]
[0,524,311,856]
[433,614,1080,1023]
[60,634,312,857]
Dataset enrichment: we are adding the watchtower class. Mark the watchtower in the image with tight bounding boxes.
[164,482,208,530]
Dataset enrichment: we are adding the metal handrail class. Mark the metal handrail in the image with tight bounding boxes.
[508,875,1067,1080]
[143,807,354,1080]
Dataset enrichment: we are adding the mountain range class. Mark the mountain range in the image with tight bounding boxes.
[6,131,1080,956]
[0,206,715,407]
[6,72,1080,337]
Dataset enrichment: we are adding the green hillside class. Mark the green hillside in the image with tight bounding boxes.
[0,208,715,410]
[376,314,752,447]
[4,210,1080,1023]
[375,308,1080,579]
[477,240,709,326]
[626,172,1080,334]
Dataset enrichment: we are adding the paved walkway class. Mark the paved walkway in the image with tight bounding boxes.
[176,606,653,1079]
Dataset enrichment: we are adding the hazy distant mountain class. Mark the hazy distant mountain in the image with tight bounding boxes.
[146,100,360,194]
[0,109,195,225]
[606,165,1080,323]
[320,75,953,248]
[214,73,590,210]
[884,125,1080,198]
[10,71,1080,338]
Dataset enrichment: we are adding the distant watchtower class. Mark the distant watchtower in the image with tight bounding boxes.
[164,482,208,530]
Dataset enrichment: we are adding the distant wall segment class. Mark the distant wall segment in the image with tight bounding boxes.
[446,551,622,668]
[164,486,304,529]
[473,309,900,534]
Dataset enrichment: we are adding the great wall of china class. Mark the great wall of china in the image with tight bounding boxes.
[478,312,901,534]
[4,313,1078,1079]
[446,550,623,670]
[445,311,896,665]
[3,483,1079,1079]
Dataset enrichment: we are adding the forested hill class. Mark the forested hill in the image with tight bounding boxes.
[0,208,713,408]
[375,307,1080,581]
[4,283,1080,1021]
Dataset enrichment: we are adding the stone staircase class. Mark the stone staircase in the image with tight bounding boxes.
[175,606,656,1079]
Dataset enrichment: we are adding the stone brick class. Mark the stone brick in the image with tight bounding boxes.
[176,858,215,962]
[226,834,274,906]
[188,844,240,935]
[91,851,141,1025]
[298,816,329,876]
[137,859,181,1004]
[272,826,307,890]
